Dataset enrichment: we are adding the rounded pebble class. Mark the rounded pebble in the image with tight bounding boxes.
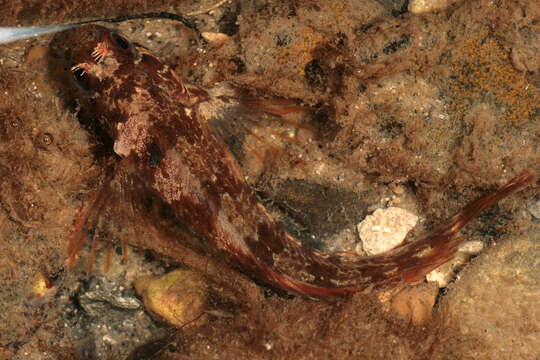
[135,269,208,328]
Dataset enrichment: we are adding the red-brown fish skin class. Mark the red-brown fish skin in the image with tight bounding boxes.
[62,25,534,298]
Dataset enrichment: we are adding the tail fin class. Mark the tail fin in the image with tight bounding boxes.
[385,170,535,288]
[438,170,535,238]
[261,170,534,297]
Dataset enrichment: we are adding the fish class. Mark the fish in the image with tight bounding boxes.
[57,24,533,298]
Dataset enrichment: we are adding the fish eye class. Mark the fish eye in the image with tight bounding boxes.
[72,68,91,91]
[110,32,131,50]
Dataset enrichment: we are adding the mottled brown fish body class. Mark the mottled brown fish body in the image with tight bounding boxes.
[63,25,533,297]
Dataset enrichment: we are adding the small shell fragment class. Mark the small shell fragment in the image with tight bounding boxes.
[201,32,230,46]
[458,240,484,255]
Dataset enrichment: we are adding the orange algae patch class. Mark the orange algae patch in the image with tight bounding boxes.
[275,26,324,75]
[448,28,538,127]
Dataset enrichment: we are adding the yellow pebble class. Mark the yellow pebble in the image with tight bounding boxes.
[135,269,207,328]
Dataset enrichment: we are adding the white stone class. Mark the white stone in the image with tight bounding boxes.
[357,207,418,255]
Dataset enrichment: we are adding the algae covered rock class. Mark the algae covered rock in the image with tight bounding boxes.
[441,229,539,359]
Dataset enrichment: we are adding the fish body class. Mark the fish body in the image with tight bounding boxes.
[61,25,533,297]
